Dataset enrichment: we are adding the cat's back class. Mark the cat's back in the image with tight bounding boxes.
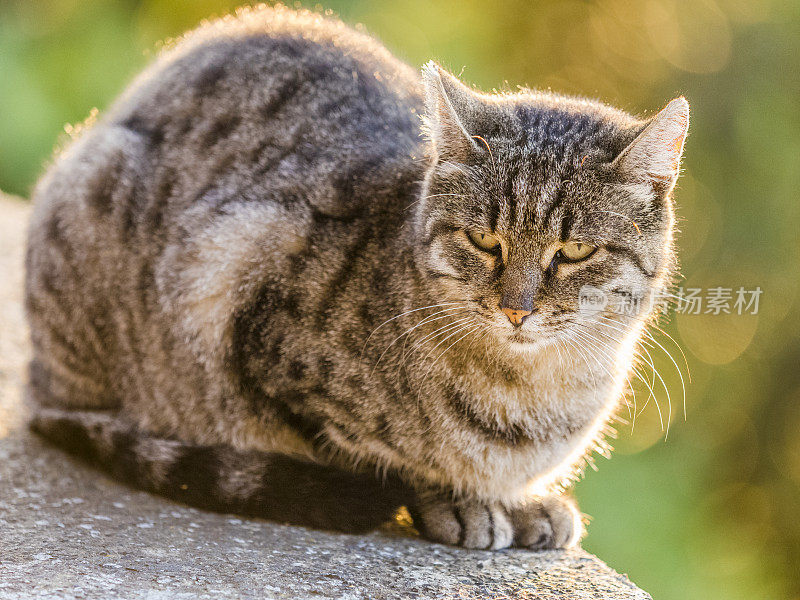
[25,6,425,411]
[35,6,425,229]
[110,6,424,169]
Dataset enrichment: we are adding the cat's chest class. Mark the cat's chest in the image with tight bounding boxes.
[455,355,607,425]
[443,368,615,501]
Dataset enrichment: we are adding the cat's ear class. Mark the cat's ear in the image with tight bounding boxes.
[612,97,689,196]
[421,61,481,163]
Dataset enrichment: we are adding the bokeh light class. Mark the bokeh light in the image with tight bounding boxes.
[1,1,798,598]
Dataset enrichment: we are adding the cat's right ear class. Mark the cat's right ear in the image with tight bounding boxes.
[421,61,481,164]
[611,97,689,198]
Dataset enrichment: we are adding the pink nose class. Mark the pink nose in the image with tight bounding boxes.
[501,307,532,326]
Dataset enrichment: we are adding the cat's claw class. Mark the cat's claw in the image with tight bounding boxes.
[411,493,583,550]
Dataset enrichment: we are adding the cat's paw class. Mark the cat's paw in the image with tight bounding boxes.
[410,492,583,550]
[410,493,515,549]
[506,495,584,550]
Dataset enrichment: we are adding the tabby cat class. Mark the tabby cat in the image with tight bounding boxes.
[25,6,688,549]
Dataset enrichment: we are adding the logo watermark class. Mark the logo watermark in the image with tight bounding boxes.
[579,286,762,316]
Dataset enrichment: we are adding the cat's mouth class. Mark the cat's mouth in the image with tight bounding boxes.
[472,309,542,345]
[505,329,540,345]
[502,325,566,349]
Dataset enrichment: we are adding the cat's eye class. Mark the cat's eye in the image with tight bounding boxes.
[467,231,501,252]
[561,241,596,261]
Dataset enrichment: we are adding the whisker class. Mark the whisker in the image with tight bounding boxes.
[463,322,492,356]
[649,324,690,378]
[560,334,599,404]
[360,302,465,358]
[416,319,477,369]
[429,323,482,374]
[370,310,469,373]
[642,329,687,422]
[416,320,481,403]
[570,323,637,426]
[586,319,663,430]
[569,328,618,384]
[594,315,684,430]
[401,316,474,366]
[553,336,565,371]
[636,344,666,433]
[471,135,496,171]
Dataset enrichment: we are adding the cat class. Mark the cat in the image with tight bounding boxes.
[25,5,688,550]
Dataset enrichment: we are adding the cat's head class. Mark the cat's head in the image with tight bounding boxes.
[416,62,688,351]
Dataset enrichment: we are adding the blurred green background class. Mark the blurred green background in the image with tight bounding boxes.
[2,1,799,598]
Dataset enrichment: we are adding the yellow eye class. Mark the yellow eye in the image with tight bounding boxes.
[468,231,501,252]
[561,241,596,261]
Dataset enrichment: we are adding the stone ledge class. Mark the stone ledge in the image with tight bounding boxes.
[0,193,650,599]
[0,433,651,600]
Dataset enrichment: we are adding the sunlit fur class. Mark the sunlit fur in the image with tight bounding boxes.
[25,5,687,549]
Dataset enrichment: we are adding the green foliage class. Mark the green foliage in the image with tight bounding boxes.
[3,1,799,597]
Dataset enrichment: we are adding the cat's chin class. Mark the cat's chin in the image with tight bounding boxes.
[503,330,552,352]
[499,328,571,356]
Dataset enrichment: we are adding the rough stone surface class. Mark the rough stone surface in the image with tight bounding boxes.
[0,193,650,599]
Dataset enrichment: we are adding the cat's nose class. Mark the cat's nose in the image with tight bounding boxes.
[500,307,532,327]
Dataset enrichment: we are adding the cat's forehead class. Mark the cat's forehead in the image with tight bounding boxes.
[513,105,603,153]
[465,126,635,236]
[433,91,650,237]
[482,95,638,167]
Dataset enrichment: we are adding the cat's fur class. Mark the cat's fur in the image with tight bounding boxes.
[25,6,688,549]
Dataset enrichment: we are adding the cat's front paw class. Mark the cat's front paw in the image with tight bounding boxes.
[506,495,584,550]
[410,492,515,549]
[410,492,583,550]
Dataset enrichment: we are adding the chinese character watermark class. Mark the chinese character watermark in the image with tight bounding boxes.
[578,286,762,316]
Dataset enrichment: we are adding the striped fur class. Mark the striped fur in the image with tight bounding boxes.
[30,408,410,532]
[25,6,686,549]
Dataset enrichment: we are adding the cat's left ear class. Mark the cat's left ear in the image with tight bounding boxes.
[421,61,481,163]
[612,97,689,197]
